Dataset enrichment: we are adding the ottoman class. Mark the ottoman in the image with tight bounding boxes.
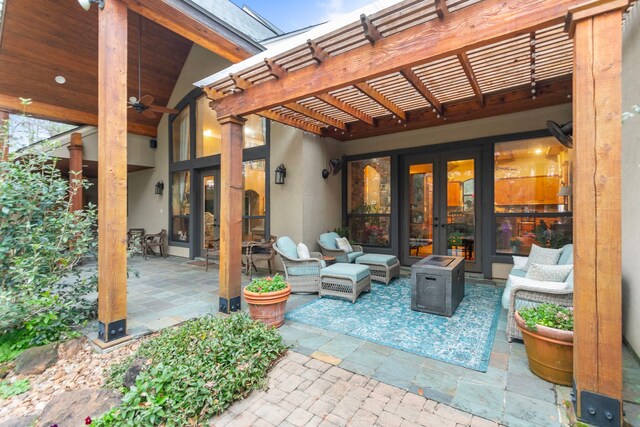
[356,254,400,285]
[320,263,371,303]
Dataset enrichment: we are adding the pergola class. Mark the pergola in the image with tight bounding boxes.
[193,0,629,424]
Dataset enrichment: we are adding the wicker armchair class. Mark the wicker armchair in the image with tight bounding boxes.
[274,237,324,293]
[506,285,573,342]
[317,232,364,263]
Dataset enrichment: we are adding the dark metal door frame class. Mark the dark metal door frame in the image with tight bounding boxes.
[195,167,220,258]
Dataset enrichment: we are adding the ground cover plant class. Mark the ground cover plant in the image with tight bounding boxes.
[519,303,574,332]
[245,274,288,293]
[97,314,288,427]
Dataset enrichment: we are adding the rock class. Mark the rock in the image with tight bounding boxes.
[38,389,121,427]
[0,363,13,379]
[13,343,58,376]
[0,416,36,427]
[58,338,85,360]
[123,357,148,388]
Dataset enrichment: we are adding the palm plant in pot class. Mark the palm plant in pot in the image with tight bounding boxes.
[243,274,291,328]
[515,303,574,386]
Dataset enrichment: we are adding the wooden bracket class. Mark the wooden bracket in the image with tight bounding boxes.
[360,14,383,44]
[308,40,329,64]
[204,86,225,101]
[435,0,450,19]
[264,58,286,79]
[230,73,251,91]
[564,0,629,37]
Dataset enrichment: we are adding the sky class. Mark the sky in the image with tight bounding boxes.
[231,0,375,33]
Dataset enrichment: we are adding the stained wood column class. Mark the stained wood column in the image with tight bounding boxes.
[568,1,626,424]
[218,114,246,313]
[0,110,9,160]
[96,0,129,345]
[68,132,84,212]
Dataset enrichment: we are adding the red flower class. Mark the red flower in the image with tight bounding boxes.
[85,416,92,425]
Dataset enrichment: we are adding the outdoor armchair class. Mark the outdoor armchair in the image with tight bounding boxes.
[317,232,364,263]
[245,237,276,279]
[273,236,324,293]
[142,229,167,260]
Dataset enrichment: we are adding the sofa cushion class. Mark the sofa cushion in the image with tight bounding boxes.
[297,243,311,259]
[336,237,353,253]
[356,254,398,267]
[501,273,571,309]
[319,232,340,250]
[558,244,574,265]
[525,263,573,282]
[276,236,298,260]
[288,260,326,276]
[510,268,527,278]
[522,244,562,271]
[347,251,364,263]
[321,263,370,282]
[512,256,528,270]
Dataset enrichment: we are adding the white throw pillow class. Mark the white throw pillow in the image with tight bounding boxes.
[522,244,562,272]
[526,263,574,282]
[296,243,311,259]
[510,275,571,292]
[512,256,528,270]
[335,237,353,253]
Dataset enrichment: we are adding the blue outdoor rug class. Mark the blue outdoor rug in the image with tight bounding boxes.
[285,277,502,372]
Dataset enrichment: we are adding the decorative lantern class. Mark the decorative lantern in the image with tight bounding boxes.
[274,164,286,185]
[155,181,164,195]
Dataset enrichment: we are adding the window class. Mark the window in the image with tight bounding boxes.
[196,97,221,157]
[172,107,190,162]
[243,159,266,241]
[347,157,391,247]
[171,171,191,242]
[243,114,266,148]
[494,137,573,256]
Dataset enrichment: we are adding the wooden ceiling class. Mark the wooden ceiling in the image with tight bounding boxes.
[202,0,632,141]
[0,0,193,136]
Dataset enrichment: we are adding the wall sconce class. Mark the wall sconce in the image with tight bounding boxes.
[274,164,287,185]
[155,181,164,195]
[78,0,105,11]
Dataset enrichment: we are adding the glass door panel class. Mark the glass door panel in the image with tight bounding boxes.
[408,163,434,259]
[446,159,475,262]
[200,170,220,257]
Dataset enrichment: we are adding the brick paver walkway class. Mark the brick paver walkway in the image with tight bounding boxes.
[209,351,500,427]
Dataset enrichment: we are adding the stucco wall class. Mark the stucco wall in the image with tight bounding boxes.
[622,5,640,355]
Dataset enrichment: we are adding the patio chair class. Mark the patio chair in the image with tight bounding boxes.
[142,229,167,260]
[317,232,364,263]
[273,236,325,293]
[205,237,220,272]
[245,236,276,279]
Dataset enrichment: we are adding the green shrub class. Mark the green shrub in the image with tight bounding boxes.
[0,328,32,363]
[0,378,30,399]
[97,314,288,427]
[518,303,574,332]
[245,274,288,293]
[0,115,98,345]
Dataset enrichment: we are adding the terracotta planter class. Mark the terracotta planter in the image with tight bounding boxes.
[515,311,573,386]
[243,283,291,328]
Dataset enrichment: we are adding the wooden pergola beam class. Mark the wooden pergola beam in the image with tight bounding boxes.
[316,93,376,126]
[284,102,348,131]
[457,53,485,106]
[212,0,582,116]
[399,68,443,114]
[120,0,261,63]
[354,82,406,121]
[0,94,157,137]
[257,110,325,136]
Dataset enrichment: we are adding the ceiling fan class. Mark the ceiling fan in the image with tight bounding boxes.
[128,16,178,119]
[322,155,346,179]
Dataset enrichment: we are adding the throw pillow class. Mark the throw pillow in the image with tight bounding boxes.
[296,243,311,259]
[512,256,527,270]
[335,237,353,253]
[522,244,562,272]
[526,263,574,282]
[509,275,570,293]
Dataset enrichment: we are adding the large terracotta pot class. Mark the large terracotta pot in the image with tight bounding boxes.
[243,283,291,328]
[515,311,573,386]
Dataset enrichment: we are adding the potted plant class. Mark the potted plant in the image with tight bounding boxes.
[510,238,522,254]
[515,303,573,386]
[243,274,291,328]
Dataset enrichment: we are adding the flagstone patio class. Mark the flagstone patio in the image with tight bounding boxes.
[85,255,640,426]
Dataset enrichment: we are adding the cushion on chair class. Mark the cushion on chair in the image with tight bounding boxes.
[288,260,326,276]
[509,268,527,278]
[558,244,574,265]
[336,237,353,253]
[277,236,298,259]
[512,256,528,270]
[522,244,562,271]
[297,243,311,259]
[356,254,398,267]
[525,263,573,282]
[321,263,370,282]
[319,232,340,249]
[509,275,571,292]
[346,251,364,263]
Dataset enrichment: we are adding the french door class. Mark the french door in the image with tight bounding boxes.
[197,168,220,258]
[401,151,481,272]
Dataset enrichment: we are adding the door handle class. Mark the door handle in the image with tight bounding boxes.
[441,224,446,227]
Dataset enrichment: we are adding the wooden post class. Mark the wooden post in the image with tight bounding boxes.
[0,110,9,160]
[568,1,626,424]
[218,114,246,313]
[96,0,129,346]
[68,132,84,212]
